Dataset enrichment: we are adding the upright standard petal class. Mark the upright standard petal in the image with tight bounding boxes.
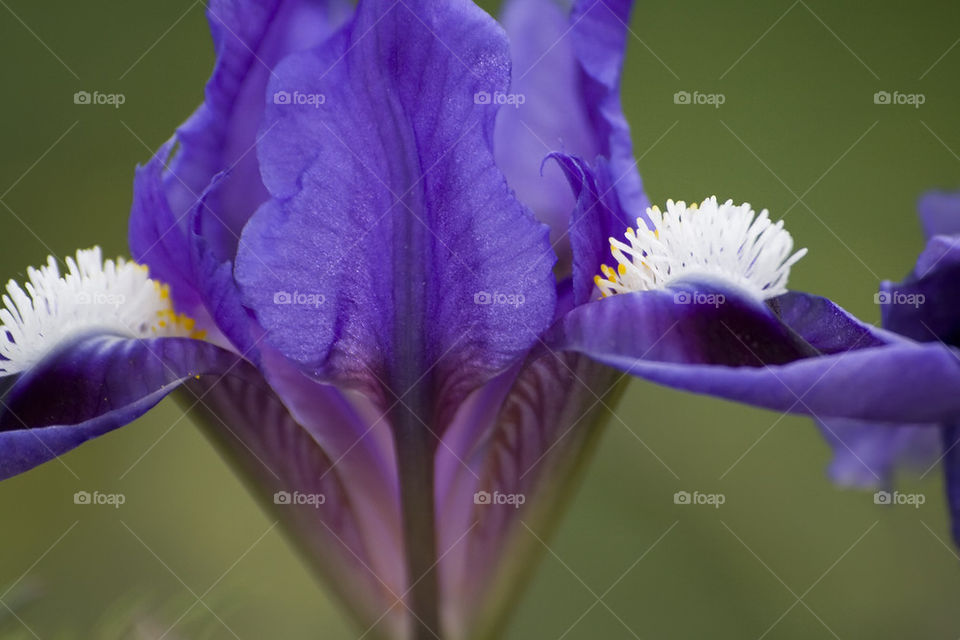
[496,0,647,273]
[236,0,557,421]
[128,140,203,313]
[168,0,350,259]
[552,153,639,304]
[568,0,647,217]
[236,3,557,634]
[129,0,350,347]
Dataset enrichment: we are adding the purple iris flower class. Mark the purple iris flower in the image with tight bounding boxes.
[6,0,960,638]
[817,190,960,545]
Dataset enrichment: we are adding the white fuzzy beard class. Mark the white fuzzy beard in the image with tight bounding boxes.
[0,247,202,376]
[595,197,807,300]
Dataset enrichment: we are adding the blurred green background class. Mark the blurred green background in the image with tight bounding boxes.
[2,0,960,637]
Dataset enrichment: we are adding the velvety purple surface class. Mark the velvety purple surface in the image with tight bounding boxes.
[919,190,960,240]
[553,282,960,423]
[168,0,350,260]
[235,0,556,425]
[552,153,645,305]
[943,425,960,545]
[10,1,960,637]
[130,0,349,353]
[185,360,406,635]
[880,234,960,345]
[495,0,647,275]
[817,417,940,487]
[0,334,238,480]
[829,191,960,543]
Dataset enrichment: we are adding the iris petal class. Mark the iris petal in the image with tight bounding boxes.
[185,362,406,636]
[236,0,557,424]
[552,153,638,304]
[170,0,350,259]
[880,235,960,345]
[496,0,648,274]
[918,190,960,240]
[437,353,623,638]
[128,141,203,313]
[816,417,940,488]
[129,0,349,345]
[943,425,960,546]
[552,282,960,423]
[0,334,237,479]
